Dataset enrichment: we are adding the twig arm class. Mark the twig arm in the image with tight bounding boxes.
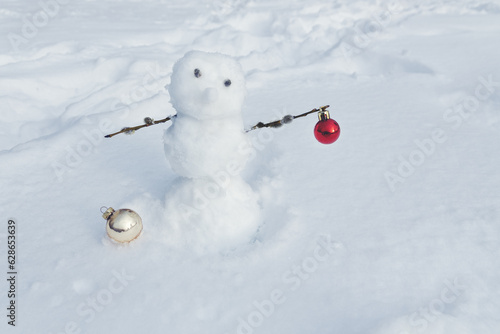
[104,116,175,138]
[105,105,330,137]
[247,105,329,132]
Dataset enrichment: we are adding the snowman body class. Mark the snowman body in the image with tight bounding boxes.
[164,114,248,178]
[163,51,260,251]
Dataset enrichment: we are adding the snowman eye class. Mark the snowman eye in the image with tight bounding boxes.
[194,68,202,78]
[224,79,231,87]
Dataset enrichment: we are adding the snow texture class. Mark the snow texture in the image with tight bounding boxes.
[1,0,500,333]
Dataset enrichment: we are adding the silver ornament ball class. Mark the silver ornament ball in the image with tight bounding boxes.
[102,207,143,243]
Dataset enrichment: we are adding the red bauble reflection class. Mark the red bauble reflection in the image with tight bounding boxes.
[314,119,340,144]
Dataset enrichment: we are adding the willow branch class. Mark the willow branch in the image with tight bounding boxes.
[105,105,330,138]
[247,105,329,132]
[104,116,175,138]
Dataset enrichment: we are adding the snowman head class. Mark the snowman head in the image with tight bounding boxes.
[169,51,247,120]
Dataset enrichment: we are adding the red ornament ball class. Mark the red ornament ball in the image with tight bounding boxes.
[314,118,340,144]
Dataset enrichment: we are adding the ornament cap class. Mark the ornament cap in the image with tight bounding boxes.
[317,109,331,121]
[102,207,115,220]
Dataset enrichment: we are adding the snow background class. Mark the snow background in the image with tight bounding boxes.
[1,0,500,333]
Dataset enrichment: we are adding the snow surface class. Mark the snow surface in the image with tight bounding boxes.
[1,0,500,333]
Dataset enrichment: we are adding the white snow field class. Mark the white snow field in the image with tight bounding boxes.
[1,0,500,333]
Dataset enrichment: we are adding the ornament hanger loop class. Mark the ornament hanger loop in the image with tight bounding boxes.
[100,206,109,214]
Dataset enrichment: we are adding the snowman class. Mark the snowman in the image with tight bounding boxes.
[162,51,261,252]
